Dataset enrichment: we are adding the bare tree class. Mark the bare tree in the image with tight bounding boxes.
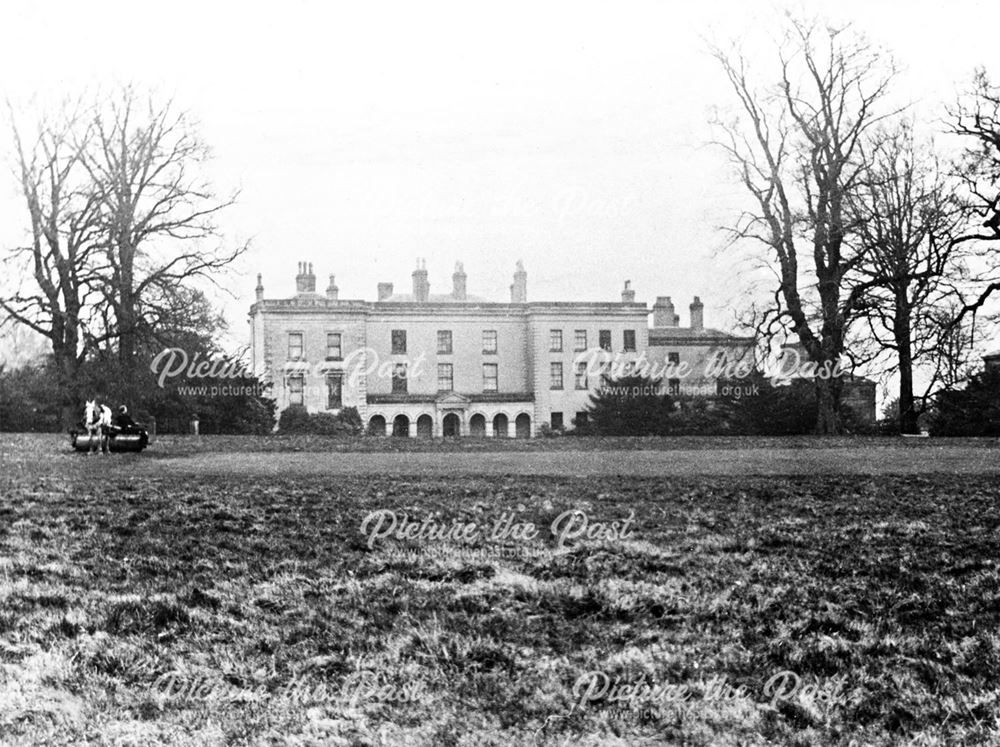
[0,103,102,427]
[81,87,245,401]
[946,69,1000,325]
[710,16,896,433]
[847,121,966,433]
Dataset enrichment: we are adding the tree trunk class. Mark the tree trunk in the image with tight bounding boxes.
[894,298,919,434]
[117,242,138,405]
[814,377,843,435]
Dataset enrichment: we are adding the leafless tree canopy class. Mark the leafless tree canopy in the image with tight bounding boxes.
[81,88,244,395]
[1,88,245,424]
[710,16,897,433]
[847,121,968,431]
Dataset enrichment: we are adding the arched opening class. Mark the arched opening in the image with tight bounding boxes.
[469,413,486,438]
[416,414,433,438]
[392,414,410,437]
[442,412,461,437]
[368,415,386,436]
[493,413,509,438]
[515,413,531,438]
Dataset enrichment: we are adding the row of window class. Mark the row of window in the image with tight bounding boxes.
[434,363,498,393]
[287,328,642,360]
[288,374,344,409]
[288,332,342,360]
[549,329,636,353]
[291,359,686,402]
[398,329,499,355]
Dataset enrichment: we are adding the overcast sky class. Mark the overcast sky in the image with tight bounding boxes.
[1,0,996,353]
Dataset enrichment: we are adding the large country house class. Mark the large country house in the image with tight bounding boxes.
[249,260,756,436]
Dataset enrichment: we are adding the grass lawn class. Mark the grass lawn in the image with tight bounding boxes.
[1,434,999,745]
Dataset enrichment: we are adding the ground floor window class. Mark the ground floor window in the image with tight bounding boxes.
[289,375,304,406]
[551,412,564,430]
[327,374,342,409]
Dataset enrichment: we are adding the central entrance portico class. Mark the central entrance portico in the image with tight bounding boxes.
[436,392,469,437]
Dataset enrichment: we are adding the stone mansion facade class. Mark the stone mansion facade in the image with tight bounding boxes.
[249,260,754,437]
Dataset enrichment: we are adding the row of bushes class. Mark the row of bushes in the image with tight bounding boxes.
[276,406,363,435]
[0,354,278,434]
[561,374,874,437]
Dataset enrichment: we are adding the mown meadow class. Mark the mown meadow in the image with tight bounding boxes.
[1,434,999,745]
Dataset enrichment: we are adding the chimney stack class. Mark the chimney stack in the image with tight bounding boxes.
[653,296,679,328]
[255,273,264,302]
[412,258,429,302]
[690,296,704,330]
[377,282,394,301]
[295,261,316,294]
[326,274,339,301]
[621,279,635,304]
[510,260,527,303]
[452,261,467,300]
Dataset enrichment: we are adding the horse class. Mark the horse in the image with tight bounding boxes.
[83,400,113,455]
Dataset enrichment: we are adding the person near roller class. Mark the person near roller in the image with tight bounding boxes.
[114,405,138,432]
[112,405,149,449]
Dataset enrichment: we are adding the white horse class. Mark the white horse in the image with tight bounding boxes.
[83,400,113,454]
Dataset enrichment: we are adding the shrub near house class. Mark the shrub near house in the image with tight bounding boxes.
[930,367,1000,436]
[278,405,363,435]
[580,375,676,436]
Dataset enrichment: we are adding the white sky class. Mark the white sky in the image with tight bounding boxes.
[1,0,997,354]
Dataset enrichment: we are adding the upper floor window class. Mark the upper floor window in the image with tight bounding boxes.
[289,375,304,405]
[288,332,304,359]
[437,363,454,392]
[437,330,453,355]
[483,330,498,354]
[623,329,636,352]
[391,330,407,355]
[549,329,563,352]
[550,362,563,390]
[575,362,588,390]
[574,330,587,351]
[599,329,612,352]
[483,363,498,392]
[327,374,343,409]
[326,333,342,360]
[392,363,408,393]
[668,351,680,365]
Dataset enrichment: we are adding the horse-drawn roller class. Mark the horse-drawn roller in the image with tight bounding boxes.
[70,429,149,453]
[70,400,150,453]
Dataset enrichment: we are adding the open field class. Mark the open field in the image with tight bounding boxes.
[4,433,1000,478]
[2,434,1000,745]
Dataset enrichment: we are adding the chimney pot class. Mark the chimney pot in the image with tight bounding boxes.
[412,259,430,302]
[452,261,467,300]
[621,279,635,304]
[689,296,704,330]
[510,260,527,303]
[653,296,679,328]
